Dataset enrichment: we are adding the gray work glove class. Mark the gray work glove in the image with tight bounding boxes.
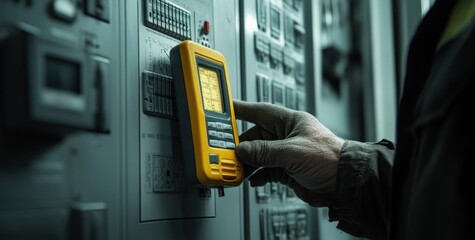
[234,100,344,207]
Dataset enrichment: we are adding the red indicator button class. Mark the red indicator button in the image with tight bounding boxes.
[204,20,210,34]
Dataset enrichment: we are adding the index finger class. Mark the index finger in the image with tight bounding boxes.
[233,100,294,127]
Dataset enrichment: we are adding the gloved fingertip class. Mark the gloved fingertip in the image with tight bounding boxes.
[236,141,251,157]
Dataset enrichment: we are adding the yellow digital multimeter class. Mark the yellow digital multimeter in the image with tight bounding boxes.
[170,40,243,187]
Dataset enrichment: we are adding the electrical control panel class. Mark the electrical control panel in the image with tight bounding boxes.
[125,0,245,239]
[0,27,111,135]
[0,1,119,240]
[0,0,326,240]
[136,0,219,222]
[254,184,312,240]
[242,0,307,111]
[0,0,243,239]
[240,0,317,239]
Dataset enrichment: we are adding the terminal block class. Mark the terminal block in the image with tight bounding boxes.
[144,0,192,40]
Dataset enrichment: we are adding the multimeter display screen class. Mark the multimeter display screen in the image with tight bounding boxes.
[198,66,224,113]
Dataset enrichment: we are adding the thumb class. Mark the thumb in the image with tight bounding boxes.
[236,140,288,169]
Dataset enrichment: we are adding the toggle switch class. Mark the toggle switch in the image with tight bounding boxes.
[203,20,210,34]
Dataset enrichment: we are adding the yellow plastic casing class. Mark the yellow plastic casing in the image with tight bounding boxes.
[172,40,243,186]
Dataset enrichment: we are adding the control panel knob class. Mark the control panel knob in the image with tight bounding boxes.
[49,0,77,23]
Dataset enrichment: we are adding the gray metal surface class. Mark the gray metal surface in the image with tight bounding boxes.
[1,0,244,239]
[239,0,318,239]
[0,1,121,240]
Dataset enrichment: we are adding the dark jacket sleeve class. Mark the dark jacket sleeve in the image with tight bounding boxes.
[328,139,395,240]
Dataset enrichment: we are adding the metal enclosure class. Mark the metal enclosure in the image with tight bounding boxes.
[123,0,244,239]
[239,0,319,239]
[0,0,398,240]
[0,0,245,239]
[0,1,120,240]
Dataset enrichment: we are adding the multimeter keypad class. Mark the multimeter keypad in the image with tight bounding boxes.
[207,121,235,149]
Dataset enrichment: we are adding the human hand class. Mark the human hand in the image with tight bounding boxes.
[234,100,344,207]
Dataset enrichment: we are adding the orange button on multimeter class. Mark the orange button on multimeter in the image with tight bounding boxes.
[170,41,243,188]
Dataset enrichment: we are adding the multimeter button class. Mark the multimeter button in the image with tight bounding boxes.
[209,130,218,138]
[208,122,217,128]
[224,133,234,140]
[216,122,224,130]
[225,142,236,149]
[210,140,220,147]
[209,154,219,164]
[217,132,225,139]
[223,124,232,130]
[218,141,226,148]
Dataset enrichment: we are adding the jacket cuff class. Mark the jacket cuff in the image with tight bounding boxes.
[329,140,368,221]
[328,139,394,237]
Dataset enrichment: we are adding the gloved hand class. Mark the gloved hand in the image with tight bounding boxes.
[234,100,345,207]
